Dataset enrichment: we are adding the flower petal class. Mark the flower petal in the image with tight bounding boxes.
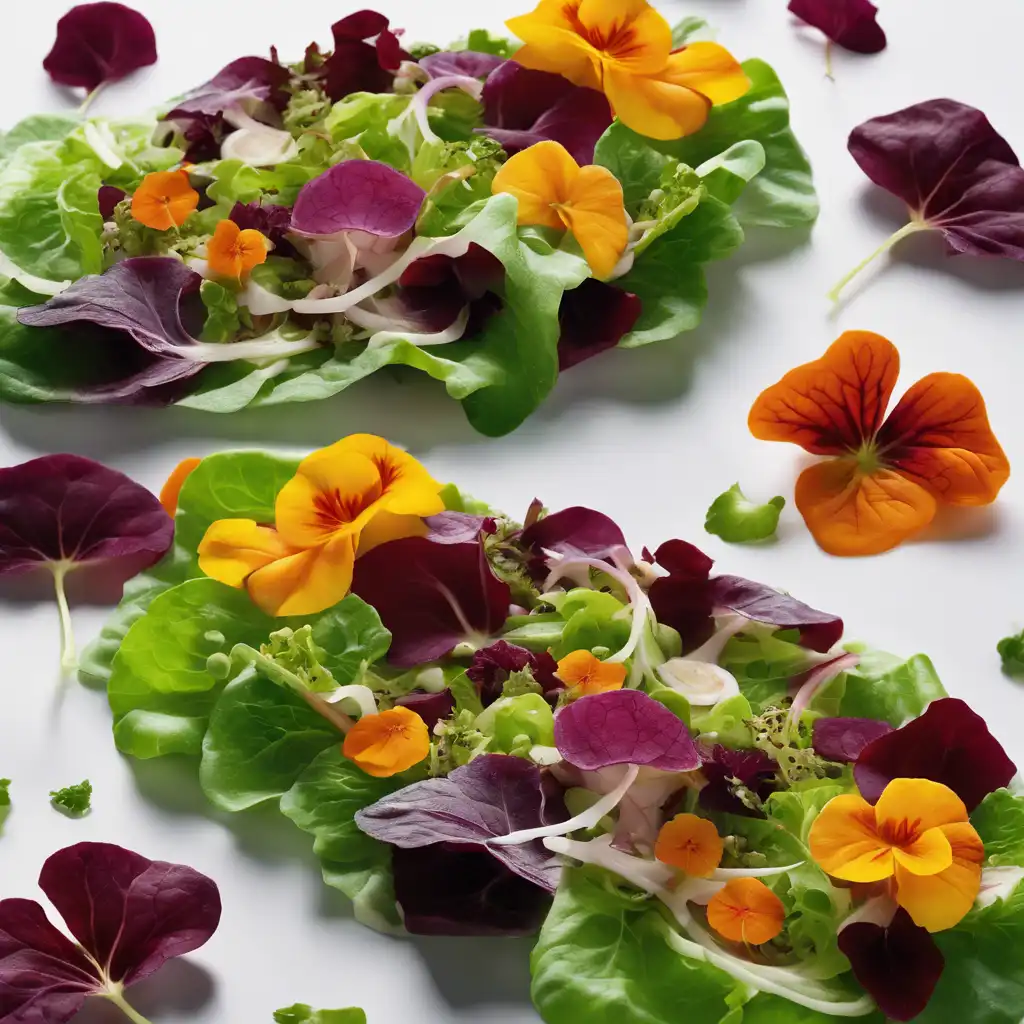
[492,140,580,229]
[506,3,602,90]
[877,372,1010,505]
[343,706,430,778]
[577,0,672,75]
[707,877,786,945]
[246,533,356,617]
[890,827,952,878]
[894,822,984,932]
[808,793,894,882]
[794,459,937,556]
[658,43,750,106]
[197,519,296,588]
[875,778,969,834]
[655,813,723,877]
[159,457,201,517]
[355,511,429,556]
[602,65,711,141]
[749,330,901,455]
[559,164,629,278]
[329,434,445,517]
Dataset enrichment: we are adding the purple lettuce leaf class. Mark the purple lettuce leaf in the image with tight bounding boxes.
[43,2,157,93]
[355,753,566,892]
[698,744,778,817]
[321,11,410,102]
[812,717,893,763]
[394,689,455,730]
[98,185,127,220]
[557,279,642,371]
[467,640,561,707]
[351,536,511,666]
[838,909,944,1021]
[392,843,552,936]
[291,160,425,238]
[164,56,290,122]
[420,50,506,80]
[788,0,886,53]
[424,511,492,544]
[520,506,628,581]
[854,697,1016,811]
[178,111,230,164]
[554,690,701,772]
[229,200,296,255]
[480,62,612,166]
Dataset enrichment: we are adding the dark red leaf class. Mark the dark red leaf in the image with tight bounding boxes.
[351,536,511,666]
[557,279,642,371]
[164,56,290,121]
[813,717,893,762]
[394,689,455,730]
[179,111,230,164]
[698,743,778,817]
[98,185,126,220]
[320,11,410,101]
[467,640,561,706]
[43,2,157,93]
[420,51,506,80]
[647,539,715,580]
[423,511,490,544]
[520,506,628,581]
[229,201,295,254]
[788,0,886,53]
[838,909,944,1021]
[854,697,1016,811]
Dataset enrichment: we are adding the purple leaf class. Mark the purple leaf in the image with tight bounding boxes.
[355,754,565,892]
[557,279,642,371]
[164,56,290,121]
[392,844,552,936]
[351,536,511,666]
[838,909,944,1021]
[229,200,296,254]
[467,640,561,706]
[291,160,425,238]
[394,689,455,730]
[178,111,229,164]
[98,185,127,220]
[0,843,220,1023]
[854,697,1016,811]
[646,539,715,579]
[420,50,506,80]
[43,2,157,93]
[480,62,612,166]
[554,690,701,772]
[520,506,628,581]
[698,744,778,817]
[321,11,410,102]
[424,511,491,544]
[788,0,886,53]
[813,717,893,763]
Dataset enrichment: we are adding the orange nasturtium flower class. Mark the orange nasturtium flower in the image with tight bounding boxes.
[130,169,199,230]
[506,0,749,141]
[808,778,984,932]
[749,330,1010,556]
[207,219,270,280]
[343,706,430,778]
[556,649,627,695]
[706,877,785,945]
[655,813,723,877]
[491,141,628,278]
[159,457,202,517]
[198,435,445,617]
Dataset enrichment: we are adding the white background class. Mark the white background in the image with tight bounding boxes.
[2,1,1024,1021]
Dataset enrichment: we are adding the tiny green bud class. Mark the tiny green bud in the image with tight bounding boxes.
[206,652,232,679]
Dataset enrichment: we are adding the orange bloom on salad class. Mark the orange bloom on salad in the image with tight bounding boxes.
[749,331,1009,556]
[207,219,270,280]
[655,813,723,877]
[343,706,430,778]
[159,456,201,516]
[706,877,785,945]
[130,169,199,230]
[492,140,627,277]
[506,0,749,140]
[556,649,627,695]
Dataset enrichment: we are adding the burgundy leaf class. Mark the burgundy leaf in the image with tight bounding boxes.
[392,844,552,936]
[178,111,230,163]
[520,506,628,581]
[351,536,511,666]
[838,909,944,1021]
[356,753,565,891]
[467,640,561,706]
[646,539,715,579]
[164,56,290,121]
[98,185,127,220]
[43,2,157,93]
[424,511,490,544]
[420,50,506,80]
[557,279,642,371]
[394,689,455,730]
[321,11,410,101]
[813,716,893,763]
[554,690,701,772]
[854,697,1016,811]
[698,744,778,817]
[291,160,425,238]
[788,0,886,53]
[229,200,295,254]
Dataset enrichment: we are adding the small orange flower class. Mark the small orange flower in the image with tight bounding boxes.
[556,649,627,695]
[492,140,627,278]
[342,706,430,778]
[130,169,199,231]
[159,457,201,517]
[749,331,1010,556]
[706,877,785,945]
[207,219,271,280]
[655,813,723,877]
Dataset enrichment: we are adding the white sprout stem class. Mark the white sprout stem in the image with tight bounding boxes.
[366,307,470,350]
[103,986,155,1024]
[684,613,750,664]
[785,652,860,743]
[827,221,925,303]
[323,684,378,718]
[412,75,484,145]
[78,84,105,116]
[708,862,805,880]
[300,690,355,735]
[51,563,76,674]
[188,333,322,363]
[83,121,124,169]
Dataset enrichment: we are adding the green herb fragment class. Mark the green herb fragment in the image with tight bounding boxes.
[998,629,1024,677]
[273,1004,366,1023]
[50,779,92,816]
[705,483,785,543]
[245,625,337,695]
[0,779,10,806]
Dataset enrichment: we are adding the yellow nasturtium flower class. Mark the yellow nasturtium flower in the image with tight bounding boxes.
[506,0,750,140]
[492,141,628,278]
[198,435,444,617]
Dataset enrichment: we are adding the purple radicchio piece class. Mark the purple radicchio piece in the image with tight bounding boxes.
[420,50,506,80]
[394,689,455,730]
[812,716,893,763]
[788,0,886,54]
[557,279,643,371]
[520,505,629,582]
[698,744,779,817]
[467,640,562,706]
[320,10,410,102]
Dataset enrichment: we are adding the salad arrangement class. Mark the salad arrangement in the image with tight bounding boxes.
[81,434,1024,1024]
[0,2,817,435]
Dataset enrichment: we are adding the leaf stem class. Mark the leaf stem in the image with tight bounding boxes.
[824,40,834,81]
[79,84,105,116]
[51,563,77,674]
[103,988,155,1024]
[826,221,925,303]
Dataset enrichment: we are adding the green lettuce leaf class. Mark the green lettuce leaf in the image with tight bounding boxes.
[274,1006,365,1024]
[998,629,1024,677]
[0,115,80,158]
[705,484,785,543]
[972,789,1024,866]
[721,631,812,710]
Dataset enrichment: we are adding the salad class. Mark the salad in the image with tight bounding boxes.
[84,435,1024,1024]
[0,5,816,435]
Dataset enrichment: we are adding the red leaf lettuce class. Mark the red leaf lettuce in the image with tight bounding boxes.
[557,279,643,371]
[788,0,886,54]
[812,716,893,763]
[467,640,561,706]
[319,11,410,102]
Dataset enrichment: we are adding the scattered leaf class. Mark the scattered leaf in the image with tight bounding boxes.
[704,483,785,543]
[50,780,92,817]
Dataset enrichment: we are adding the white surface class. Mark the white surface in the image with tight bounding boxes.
[3,1,1024,1021]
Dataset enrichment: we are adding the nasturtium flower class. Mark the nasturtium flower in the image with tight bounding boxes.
[206,219,270,280]
[343,706,430,778]
[808,777,984,932]
[491,140,627,278]
[198,435,444,616]
[130,169,199,230]
[655,813,723,877]
[706,877,785,945]
[159,456,201,516]
[506,0,750,141]
[749,330,1010,556]
[555,649,626,695]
